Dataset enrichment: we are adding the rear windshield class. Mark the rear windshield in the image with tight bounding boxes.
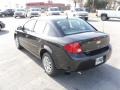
[17,9,25,11]
[75,8,84,11]
[54,19,95,36]
[49,8,59,11]
[31,9,40,11]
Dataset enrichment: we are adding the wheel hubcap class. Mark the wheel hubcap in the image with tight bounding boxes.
[43,56,52,73]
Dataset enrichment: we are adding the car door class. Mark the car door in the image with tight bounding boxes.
[21,19,37,51]
[25,20,47,56]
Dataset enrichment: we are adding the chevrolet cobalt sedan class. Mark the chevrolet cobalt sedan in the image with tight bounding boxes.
[14,17,111,76]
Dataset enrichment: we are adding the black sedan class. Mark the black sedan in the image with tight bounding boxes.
[0,9,14,17]
[14,16,111,76]
[0,21,5,31]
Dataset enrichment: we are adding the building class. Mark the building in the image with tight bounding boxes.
[26,1,70,10]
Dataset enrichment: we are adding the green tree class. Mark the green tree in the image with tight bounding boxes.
[85,0,108,11]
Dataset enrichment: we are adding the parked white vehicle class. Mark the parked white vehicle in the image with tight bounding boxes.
[47,7,61,16]
[97,6,120,21]
[14,9,27,18]
[68,7,89,20]
[27,8,41,18]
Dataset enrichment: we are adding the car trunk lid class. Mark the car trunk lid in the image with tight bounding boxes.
[64,32,109,52]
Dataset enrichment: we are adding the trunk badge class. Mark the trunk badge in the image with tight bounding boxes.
[96,40,101,44]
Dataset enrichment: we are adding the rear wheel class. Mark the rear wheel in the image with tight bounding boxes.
[85,17,88,21]
[42,53,58,76]
[101,14,108,21]
[15,37,23,49]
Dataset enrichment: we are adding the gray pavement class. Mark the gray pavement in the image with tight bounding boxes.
[0,17,120,90]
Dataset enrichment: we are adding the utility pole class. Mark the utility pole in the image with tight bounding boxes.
[74,0,76,7]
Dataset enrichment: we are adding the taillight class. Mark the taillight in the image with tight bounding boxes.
[64,42,82,54]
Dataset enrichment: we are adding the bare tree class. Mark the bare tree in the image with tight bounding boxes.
[72,0,83,7]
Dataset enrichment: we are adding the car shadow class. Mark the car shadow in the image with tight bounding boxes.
[107,19,120,22]
[53,64,120,90]
[20,49,42,67]
[0,30,9,36]
[20,49,120,90]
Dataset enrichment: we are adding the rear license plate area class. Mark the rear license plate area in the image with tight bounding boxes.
[95,56,104,65]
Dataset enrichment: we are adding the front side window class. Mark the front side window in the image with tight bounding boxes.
[54,19,95,36]
[24,19,36,31]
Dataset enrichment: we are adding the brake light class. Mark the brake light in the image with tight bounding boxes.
[64,42,82,54]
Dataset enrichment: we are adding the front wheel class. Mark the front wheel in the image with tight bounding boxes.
[0,25,2,31]
[15,37,23,49]
[2,14,5,17]
[42,53,58,76]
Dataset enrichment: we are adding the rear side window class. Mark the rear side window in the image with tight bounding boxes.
[34,20,46,34]
[44,24,56,37]
[54,19,95,36]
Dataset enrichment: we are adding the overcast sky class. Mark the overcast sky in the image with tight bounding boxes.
[0,0,71,9]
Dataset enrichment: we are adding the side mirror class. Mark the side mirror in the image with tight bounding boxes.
[17,26,24,30]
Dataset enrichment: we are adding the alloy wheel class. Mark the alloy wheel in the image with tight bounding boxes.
[43,55,53,74]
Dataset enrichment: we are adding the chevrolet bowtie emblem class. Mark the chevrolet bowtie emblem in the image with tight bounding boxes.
[96,40,101,44]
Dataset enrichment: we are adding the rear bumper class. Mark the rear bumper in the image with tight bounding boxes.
[53,45,112,71]
[68,49,111,71]
[30,14,40,17]
[75,16,88,20]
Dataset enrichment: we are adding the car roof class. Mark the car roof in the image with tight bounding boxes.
[33,16,80,22]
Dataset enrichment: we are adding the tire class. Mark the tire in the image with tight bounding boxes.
[85,17,88,21]
[15,37,23,49]
[2,14,5,17]
[101,14,108,21]
[42,53,58,76]
[0,25,2,31]
[107,17,109,20]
